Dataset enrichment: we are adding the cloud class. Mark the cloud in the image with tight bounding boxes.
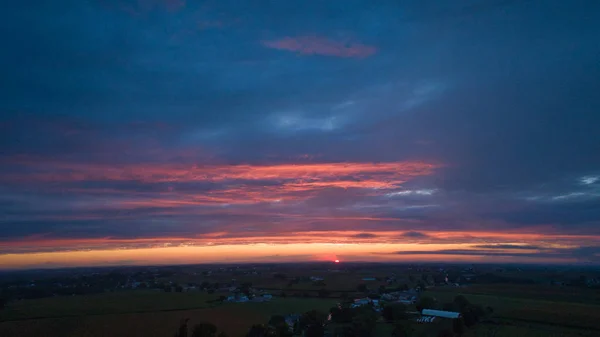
[262,36,377,58]
[2,0,600,267]
[391,246,600,263]
[2,159,438,186]
[399,231,430,239]
[580,176,599,185]
[386,189,437,197]
[351,233,378,239]
[473,244,543,250]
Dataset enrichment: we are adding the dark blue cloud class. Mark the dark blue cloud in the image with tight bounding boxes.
[1,0,600,257]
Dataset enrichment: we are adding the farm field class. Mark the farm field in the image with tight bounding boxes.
[0,295,337,337]
[434,284,600,304]
[464,324,598,337]
[0,291,219,321]
[425,288,600,332]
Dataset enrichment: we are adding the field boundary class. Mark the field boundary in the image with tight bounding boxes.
[0,304,222,323]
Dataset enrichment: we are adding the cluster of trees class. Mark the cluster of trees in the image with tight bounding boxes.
[244,310,328,337]
[382,303,409,322]
[442,295,491,328]
[172,319,228,337]
[161,284,184,292]
[168,291,493,337]
[171,309,332,337]
[329,305,379,337]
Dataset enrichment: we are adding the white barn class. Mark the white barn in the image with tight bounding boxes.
[421,309,461,319]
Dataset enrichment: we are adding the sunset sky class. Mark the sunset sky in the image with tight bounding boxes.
[1,0,600,269]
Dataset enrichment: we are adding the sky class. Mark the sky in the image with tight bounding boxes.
[1,0,600,269]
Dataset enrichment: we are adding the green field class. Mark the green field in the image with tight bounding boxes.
[425,287,600,334]
[3,285,600,337]
[0,291,219,321]
[464,324,598,337]
[439,284,600,304]
[0,293,337,337]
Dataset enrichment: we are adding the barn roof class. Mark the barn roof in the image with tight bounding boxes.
[421,309,461,319]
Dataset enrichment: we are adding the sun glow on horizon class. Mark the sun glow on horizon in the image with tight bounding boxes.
[0,238,589,270]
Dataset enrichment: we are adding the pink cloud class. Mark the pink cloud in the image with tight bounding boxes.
[262,36,377,58]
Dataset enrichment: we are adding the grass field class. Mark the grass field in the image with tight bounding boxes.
[464,324,598,337]
[0,291,219,321]
[0,294,337,337]
[438,284,600,304]
[4,285,600,337]
[425,288,600,332]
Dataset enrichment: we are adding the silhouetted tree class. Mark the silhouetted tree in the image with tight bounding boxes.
[175,285,184,293]
[382,303,408,322]
[351,308,378,337]
[246,324,272,337]
[392,322,414,337]
[453,318,465,336]
[462,304,485,327]
[299,310,327,337]
[173,318,190,337]
[453,295,470,312]
[333,325,354,337]
[240,282,253,296]
[268,315,286,326]
[305,324,324,337]
[437,329,453,337]
[416,295,435,311]
[268,315,291,337]
[191,323,217,337]
[442,302,459,312]
[330,306,355,324]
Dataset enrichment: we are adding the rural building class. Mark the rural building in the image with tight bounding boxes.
[421,309,461,319]
[284,314,300,332]
[416,316,436,323]
[226,294,249,302]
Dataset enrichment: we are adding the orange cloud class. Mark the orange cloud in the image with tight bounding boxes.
[3,160,437,184]
[2,231,596,269]
[262,36,377,58]
[3,230,598,254]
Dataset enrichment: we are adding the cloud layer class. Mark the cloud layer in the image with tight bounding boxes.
[1,0,600,267]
